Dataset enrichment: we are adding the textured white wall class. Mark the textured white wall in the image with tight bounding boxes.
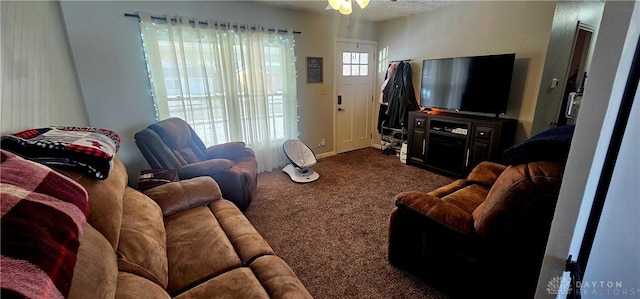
[1,1,89,135]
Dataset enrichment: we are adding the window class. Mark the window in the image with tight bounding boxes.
[139,16,298,172]
[342,51,369,76]
[378,46,388,74]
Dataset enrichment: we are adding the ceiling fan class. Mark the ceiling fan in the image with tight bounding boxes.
[325,0,371,15]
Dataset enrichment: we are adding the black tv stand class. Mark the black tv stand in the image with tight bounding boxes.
[406,111,517,178]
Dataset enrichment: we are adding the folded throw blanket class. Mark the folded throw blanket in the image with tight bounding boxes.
[1,149,89,299]
[1,127,120,179]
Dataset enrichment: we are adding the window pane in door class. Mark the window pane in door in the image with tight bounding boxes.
[360,65,368,76]
[351,65,359,76]
[351,52,358,63]
[343,65,351,76]
[360,53,368,64]
[343,52,351,64]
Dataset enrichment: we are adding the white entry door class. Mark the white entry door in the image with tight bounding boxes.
[335,41,375,153]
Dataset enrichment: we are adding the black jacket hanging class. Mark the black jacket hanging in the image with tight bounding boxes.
[386,62,419,129]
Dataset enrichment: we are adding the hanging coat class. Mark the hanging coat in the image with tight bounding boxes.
[386,62,419,129]
[379,62,398,105]
[377,63,399,133]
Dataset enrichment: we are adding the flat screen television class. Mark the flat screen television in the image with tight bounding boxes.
[420,53,515,115]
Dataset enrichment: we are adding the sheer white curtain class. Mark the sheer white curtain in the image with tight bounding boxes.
[138,13,298,173]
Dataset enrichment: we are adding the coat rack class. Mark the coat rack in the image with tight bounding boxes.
[390,59,412,63]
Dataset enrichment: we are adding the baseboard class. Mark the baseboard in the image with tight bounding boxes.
[316,145,381,159]
[316,151,336,159]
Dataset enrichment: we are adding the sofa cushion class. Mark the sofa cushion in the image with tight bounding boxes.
[69,225,118,299]
[472,162,565,238]
[177,159,234,179]
[173,268,270,298]
[249,255,314,298]
[205,142,248,160]
[60,158,128,251]
[395,191,475,234]
[427,179,469,198]
[210,200,275,264]
[116,272,171,299]
[441,184,490,215]
[151,118,193,151]
[466,161,507,186]
[164,206,243,294]
[117,187,168,288]
[177,146,204,164]
[143,176,222,217]
[149,118,207,163]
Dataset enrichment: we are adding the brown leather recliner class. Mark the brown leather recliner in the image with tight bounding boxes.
[388,160,565,298]
[135,118,257,211]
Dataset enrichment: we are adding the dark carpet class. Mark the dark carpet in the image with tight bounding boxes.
[245,147,455,298]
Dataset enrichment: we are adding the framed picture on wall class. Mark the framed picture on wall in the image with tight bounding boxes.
[307,57,323,83]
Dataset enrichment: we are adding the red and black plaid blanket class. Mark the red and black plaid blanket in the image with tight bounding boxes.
[1,127,120,179]
[1,150,89,298]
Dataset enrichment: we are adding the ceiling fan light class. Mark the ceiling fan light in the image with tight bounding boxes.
[328,0,341,10]
[356,0,370,9]
[339,0,352,15]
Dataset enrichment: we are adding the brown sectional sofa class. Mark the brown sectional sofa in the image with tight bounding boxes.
[62,158,311,298]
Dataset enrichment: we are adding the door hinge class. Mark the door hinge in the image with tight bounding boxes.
[370,133,373,139]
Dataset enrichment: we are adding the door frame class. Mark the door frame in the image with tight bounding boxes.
[333,38,377,153]
[554,21,596,126]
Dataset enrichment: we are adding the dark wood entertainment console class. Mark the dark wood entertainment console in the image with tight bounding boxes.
[407,111,517,178]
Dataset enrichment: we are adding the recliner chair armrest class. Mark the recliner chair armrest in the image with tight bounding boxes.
[177,159,234,179]
[205,142,255,160]
[467,161,507,186]
[143,177,222,217]
[395,191,474,234]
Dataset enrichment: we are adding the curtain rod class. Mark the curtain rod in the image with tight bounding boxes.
[124,13,301,34]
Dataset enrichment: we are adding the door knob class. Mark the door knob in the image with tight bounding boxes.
[338,108,345,112]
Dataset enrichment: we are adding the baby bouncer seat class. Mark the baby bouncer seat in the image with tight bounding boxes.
[282,139,319,183]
